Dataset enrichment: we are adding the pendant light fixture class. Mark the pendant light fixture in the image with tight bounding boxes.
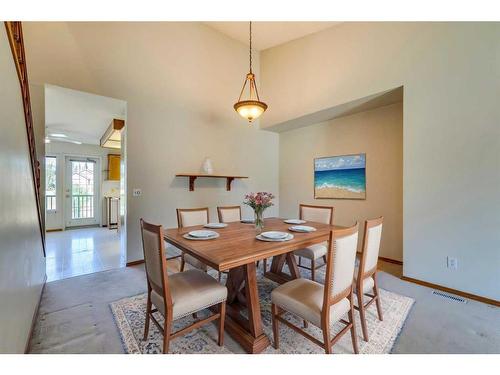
[234,21,268,123]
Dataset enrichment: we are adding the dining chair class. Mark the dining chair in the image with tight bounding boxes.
[354,217,384,342]
[293,204,335,281]
[217,205,242,223]
[177,207,224,281]
[271,223,360,354]
[140,219,227,353]
[176,207,210,273]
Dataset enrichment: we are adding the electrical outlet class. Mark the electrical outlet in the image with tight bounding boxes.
[447,256,458,270]
[132,188,142,197]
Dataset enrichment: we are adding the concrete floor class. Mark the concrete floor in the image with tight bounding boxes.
[30,260,500,354]
[45,227,125,282]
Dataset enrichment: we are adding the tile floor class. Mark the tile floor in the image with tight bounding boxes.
[45,227,125,282]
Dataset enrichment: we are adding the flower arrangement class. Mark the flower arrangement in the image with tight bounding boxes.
[243,192,275,230]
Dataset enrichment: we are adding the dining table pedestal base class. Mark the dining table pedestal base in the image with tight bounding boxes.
[264,252,301,285]
[222,262,271,354]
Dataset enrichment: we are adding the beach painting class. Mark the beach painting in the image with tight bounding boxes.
[314,154,366,199]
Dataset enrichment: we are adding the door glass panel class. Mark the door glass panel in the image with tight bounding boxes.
[45,156,57,210]
[71,160,95,219]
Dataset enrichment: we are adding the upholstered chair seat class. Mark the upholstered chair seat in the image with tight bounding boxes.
[151,269,227,320]
[271,278,350,328]
[294,242,328,260]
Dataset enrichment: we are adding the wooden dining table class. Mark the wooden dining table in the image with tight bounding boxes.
[163,217,347,354]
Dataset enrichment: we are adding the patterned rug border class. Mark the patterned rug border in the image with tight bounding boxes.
[110,287,414,354]
[110,299,141,354]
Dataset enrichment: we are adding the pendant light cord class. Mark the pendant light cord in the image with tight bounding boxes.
[249,21,252,73]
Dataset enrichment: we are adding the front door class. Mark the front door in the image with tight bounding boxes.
[65,157,99,227]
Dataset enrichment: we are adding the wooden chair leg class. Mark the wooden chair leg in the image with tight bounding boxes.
[271,303,280,349]
[218,301,226,346]
[180,255,186,272]
[322,321,332,354]
[162,318,172,354]
[357,287,369,342]
[311,259,316,281]
[374,278,384,321]
[143,293,152,341]
[348,293,359,354]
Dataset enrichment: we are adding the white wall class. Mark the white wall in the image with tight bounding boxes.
[0,29,46,353]
[262,22,500,300]
[24,22,280,263]
[45,141,121,229]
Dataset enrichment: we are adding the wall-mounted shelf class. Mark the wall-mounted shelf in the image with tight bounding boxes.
[176,174,248,191]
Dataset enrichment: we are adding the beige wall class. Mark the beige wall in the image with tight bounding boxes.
[280,103,403,260]
[0,29,46,353]
[23,22,280,263]
[262,22,500,300]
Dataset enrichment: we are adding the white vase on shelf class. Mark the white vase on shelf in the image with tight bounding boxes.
[202,157,214,175]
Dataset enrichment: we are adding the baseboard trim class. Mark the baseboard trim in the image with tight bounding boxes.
[379,256,403,265]
[46,228,62,232]
[25,274,47,353]
[401,276,499,307]
[126,259,145,267]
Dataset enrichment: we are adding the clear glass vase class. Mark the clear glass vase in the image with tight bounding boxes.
[254,208,265,232]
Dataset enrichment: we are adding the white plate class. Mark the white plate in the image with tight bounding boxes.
[284,219,306,224]
[204,223,228,229]
[188,230,217,238]
[256,233,294,242]
[261,231,288,240]
[289,225,317,233]
[183,232,220,241]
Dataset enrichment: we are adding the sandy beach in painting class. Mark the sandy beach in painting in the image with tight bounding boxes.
[315,186,366,199]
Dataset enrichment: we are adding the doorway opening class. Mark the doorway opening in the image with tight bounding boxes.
[43,84,127,282]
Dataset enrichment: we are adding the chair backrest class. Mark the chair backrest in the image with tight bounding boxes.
[140,219,171,306]
[217,205,241,223]
[323,223,359,306]
[358,217,384,279]
[176,207,209,228]
[299,204,334,225]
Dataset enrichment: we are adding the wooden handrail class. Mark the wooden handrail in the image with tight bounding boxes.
[5,21,46,257]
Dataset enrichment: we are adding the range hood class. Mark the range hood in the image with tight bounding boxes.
[100,119,125,149]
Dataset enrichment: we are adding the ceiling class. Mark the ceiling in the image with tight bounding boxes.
[45,85,126,145]
[205,22,341,51]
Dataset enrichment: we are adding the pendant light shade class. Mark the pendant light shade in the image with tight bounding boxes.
[234,22,267,123]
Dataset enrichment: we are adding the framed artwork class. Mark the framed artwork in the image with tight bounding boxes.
[314,154,366,199]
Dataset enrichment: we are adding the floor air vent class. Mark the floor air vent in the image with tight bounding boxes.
[432,290,467,303]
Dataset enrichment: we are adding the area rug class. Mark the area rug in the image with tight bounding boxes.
[110,267,414,354]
